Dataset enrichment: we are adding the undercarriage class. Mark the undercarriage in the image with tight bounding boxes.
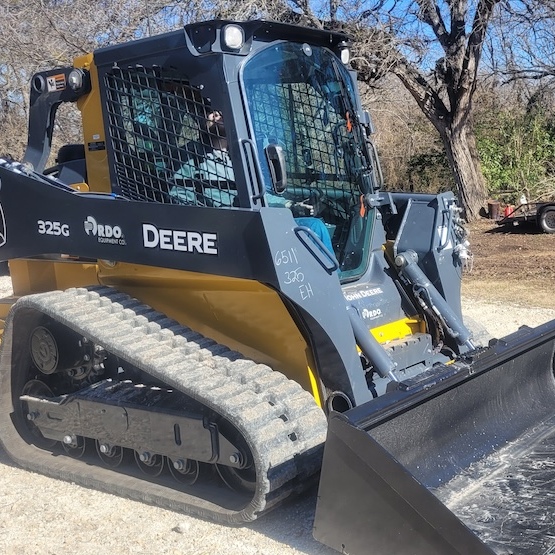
[0,287,327,523]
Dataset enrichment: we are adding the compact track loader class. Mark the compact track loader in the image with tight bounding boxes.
[0,19,554,554]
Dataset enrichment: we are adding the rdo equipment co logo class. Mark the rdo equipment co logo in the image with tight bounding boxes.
[84,216,126,245]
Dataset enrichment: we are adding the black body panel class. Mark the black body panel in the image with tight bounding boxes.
[0,163,369,404]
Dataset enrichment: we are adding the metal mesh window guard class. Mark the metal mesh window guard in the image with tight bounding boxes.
[249,82,351,189]
[104,67,237,208]
[248,81,360,244]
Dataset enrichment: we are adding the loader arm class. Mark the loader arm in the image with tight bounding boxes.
[23,67,85,173]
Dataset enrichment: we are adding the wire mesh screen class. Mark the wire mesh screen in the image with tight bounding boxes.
[248,82,351,189]
[104,67,237,208]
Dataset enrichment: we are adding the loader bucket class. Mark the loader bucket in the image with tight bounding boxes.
[314,321,555,555]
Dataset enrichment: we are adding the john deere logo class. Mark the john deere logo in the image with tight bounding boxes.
[84,216,126,245]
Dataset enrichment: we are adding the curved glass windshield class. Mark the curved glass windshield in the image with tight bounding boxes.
[242,42,376,280]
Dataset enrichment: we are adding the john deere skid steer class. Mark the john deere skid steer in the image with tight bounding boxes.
[0,20,553,554]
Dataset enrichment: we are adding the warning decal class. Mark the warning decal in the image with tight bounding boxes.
[46,74,66,92]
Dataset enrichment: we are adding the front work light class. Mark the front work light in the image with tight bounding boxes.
[340,46,350,65]
[223,25,245,50]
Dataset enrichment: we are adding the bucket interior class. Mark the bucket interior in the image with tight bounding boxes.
[369,334,555,554]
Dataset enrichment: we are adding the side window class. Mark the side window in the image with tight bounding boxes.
[104,68,237,208]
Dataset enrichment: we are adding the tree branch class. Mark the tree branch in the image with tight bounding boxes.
[415,0,450,49]
[463,0,500,86]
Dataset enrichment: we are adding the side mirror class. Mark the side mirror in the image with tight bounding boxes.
[264,143,287,194]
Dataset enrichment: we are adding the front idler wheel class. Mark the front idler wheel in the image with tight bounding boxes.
[214,420,256,493]
[216,453,256,493]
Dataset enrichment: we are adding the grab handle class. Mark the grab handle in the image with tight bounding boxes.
[294,225,338,274]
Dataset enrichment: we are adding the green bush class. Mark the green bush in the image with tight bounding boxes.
[476,110,555,203]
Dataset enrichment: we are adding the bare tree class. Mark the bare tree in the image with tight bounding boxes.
[218,0,500,219]
[377,0,499,220]
[0,0,209,159]
[347,1,499,220]
[488,0,555,81]
[1,0,502,219]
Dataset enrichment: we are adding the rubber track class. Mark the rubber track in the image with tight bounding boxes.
[0,287,328,524]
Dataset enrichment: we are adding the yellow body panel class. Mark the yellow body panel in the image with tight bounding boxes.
[371,317,426,343]
[97,261,318,395]
[73,55,111,193]
[0,296,16,337]
[9,258,99,297]
[0,258,99,337]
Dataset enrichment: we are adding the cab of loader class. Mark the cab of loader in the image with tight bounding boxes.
[29,21,380,280]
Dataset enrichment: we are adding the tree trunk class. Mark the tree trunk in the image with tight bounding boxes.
[439,124,487,221]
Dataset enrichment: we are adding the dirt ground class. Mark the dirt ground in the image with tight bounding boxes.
[462,217,555,309]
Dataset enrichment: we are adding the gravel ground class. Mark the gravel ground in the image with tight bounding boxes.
[0,275,554,555]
